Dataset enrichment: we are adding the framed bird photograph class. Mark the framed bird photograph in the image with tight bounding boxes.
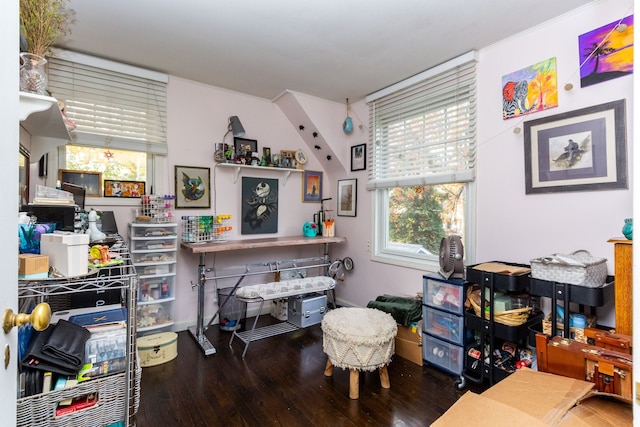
[175,165,211,208]
[523,99,627,194]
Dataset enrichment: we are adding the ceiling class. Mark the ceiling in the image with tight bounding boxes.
[55,0,593,103]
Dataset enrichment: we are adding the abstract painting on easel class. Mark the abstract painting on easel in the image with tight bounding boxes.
[502,57,557,120]
[579,15,634,88]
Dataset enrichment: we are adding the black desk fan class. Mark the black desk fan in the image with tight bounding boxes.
[439,236,464,279]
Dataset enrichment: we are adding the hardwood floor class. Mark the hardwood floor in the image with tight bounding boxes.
[135,318,485,426]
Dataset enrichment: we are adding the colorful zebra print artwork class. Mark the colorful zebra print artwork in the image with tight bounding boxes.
[502,57,558,120]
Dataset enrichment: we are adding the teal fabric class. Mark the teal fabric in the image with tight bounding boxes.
[366,294,422,326]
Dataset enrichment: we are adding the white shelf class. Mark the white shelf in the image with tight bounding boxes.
[138,322,175,333]
[130,235,177,241]
[216,162,303,185]
[139,272,177,280]
[19,91,71,161]
[131,247,178,254]
[139,296,176,306]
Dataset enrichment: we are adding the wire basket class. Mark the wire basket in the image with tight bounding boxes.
[468,291,532,326]
[139,195,175,223]
[181,215,232,243]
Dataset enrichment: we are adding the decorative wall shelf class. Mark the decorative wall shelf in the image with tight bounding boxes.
[19,91,71,162]
[19,92,70,140]
[216,162,303,185]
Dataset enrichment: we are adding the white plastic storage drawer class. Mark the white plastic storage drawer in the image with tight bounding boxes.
[422,332,464,375]
[133,239,177,251]
[422,305,464,345]
[132,250,176,265]
[423,276,465,315]
[131,226,177,238]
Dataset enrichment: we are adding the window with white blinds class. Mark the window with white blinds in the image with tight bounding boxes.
[366,52,477,190]
[47,54,168,155]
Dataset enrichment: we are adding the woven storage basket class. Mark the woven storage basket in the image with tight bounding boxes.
[530,250,607,287]
[468,293,532,326]
[16,368,141,427]
[542,314,596,344]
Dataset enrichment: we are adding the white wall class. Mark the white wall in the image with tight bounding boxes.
[475,0,633,327]
[328,0,633,329]
[165,77,334,329]
[80,0,632,332]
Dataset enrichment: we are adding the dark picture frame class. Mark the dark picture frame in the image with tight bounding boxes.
[523,99,627,194]
[351,143,366,171]
[337,179,357,217]
[58,169,102,197]
[175,165,211,208]
[104,180,145,198]
[241,177,278,234]
[302,170,323,202]
[233,137,258,161]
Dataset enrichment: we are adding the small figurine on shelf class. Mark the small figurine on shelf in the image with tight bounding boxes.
[87,209,106,242]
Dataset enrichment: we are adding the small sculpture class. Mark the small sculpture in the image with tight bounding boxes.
[87,210,106,242]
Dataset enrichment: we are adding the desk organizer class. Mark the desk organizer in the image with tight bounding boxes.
[181,215,232,243]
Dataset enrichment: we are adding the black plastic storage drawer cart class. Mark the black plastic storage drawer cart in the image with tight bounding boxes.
[422,273,466,378]
[461,262,544,388]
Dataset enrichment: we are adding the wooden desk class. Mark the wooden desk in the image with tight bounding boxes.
[181,235,346,355]
[608,238,632,335]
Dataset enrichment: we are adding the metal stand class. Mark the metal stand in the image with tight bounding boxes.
[187,253,332,356]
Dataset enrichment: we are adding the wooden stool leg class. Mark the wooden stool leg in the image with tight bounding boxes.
[379,365,390,389]
[349,370,359,399]
[324,358,334,377]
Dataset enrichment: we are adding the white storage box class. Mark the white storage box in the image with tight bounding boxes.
[40,233,90,277]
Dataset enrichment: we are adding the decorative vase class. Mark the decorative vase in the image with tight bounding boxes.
[622,218,633,240]
[20,53,48,95]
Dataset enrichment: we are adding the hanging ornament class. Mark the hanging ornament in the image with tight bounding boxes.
[343,98,353,134]
[104,150,114,160]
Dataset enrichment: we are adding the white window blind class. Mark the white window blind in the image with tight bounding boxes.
[47,55,168,155]
[366,52,477,190]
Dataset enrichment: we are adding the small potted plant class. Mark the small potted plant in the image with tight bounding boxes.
[19,0,73,94]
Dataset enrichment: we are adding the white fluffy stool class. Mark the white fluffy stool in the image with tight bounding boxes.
[322,307,397,399]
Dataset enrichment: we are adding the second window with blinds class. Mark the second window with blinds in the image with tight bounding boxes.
[366,52,478,271]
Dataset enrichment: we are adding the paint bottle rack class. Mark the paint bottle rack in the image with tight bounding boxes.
[181,214,232,243]
[140,195,175,223]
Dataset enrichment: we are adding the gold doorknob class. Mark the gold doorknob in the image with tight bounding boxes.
[3,303,51,334]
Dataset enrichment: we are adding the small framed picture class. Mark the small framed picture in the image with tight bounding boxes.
[337,179,357,216]
[280,150,297,169]
[104,180,145,198]
[234,137,258,160]
[302,170,323,202]
[58,169,102,197]
[351,144,366,171]
[175,165,211,208]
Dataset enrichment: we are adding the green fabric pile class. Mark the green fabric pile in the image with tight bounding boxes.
[366,294,422,326]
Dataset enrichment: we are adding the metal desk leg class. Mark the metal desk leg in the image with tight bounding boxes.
[188,253,217,356]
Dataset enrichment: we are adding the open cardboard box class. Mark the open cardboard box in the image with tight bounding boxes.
[395,324,423,366]
[432,368,632,426]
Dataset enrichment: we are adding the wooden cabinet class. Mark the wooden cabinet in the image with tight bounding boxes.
[608,238,632,335]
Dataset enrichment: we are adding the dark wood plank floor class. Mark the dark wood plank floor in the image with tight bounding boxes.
[135,318,485,426]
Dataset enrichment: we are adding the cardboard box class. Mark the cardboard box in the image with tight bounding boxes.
[432,368,632,426]
[395,324,423,366]
[18,254,49,278]
[40,233,90,277]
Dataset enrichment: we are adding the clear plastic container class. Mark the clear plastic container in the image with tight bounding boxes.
[34,184,74,202]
